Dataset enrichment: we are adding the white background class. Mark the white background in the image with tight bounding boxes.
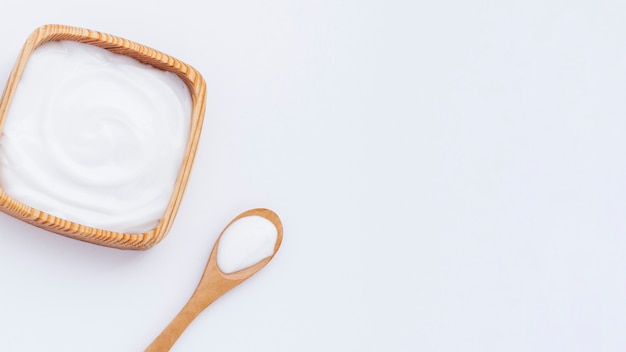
[1,1,626,351]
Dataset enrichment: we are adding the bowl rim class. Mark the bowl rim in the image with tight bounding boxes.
[0,24,207,250]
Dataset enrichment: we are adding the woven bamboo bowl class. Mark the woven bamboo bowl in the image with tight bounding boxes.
[0,24,206,250]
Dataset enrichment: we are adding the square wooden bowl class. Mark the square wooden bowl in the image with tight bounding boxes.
[0,24,206,250]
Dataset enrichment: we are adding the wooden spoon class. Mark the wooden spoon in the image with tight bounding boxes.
[145,208,283,352]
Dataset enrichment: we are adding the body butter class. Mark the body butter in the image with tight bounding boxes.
[0,40,192,234]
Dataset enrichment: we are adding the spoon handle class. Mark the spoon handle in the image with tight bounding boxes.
[144,297,202,352]
[145,288,224,352]
[145,269,241,352]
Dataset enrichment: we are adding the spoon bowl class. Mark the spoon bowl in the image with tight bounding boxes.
[145,208,283,352]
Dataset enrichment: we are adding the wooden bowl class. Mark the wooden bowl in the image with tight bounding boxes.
[0,24,206,250]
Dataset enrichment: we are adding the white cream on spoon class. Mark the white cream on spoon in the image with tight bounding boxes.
[217,215,279,273]
[0,40,191,233]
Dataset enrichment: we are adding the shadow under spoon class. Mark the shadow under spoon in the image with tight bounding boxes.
[145,208,284,352]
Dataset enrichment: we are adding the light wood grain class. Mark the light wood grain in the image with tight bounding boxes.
[145,208,284,352]
[0,24,207,250]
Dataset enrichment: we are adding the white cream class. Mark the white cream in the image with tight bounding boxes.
[217,216,278,274]
[0,41,191,234]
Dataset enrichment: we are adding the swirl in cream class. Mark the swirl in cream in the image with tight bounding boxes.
[0,41,191,234]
